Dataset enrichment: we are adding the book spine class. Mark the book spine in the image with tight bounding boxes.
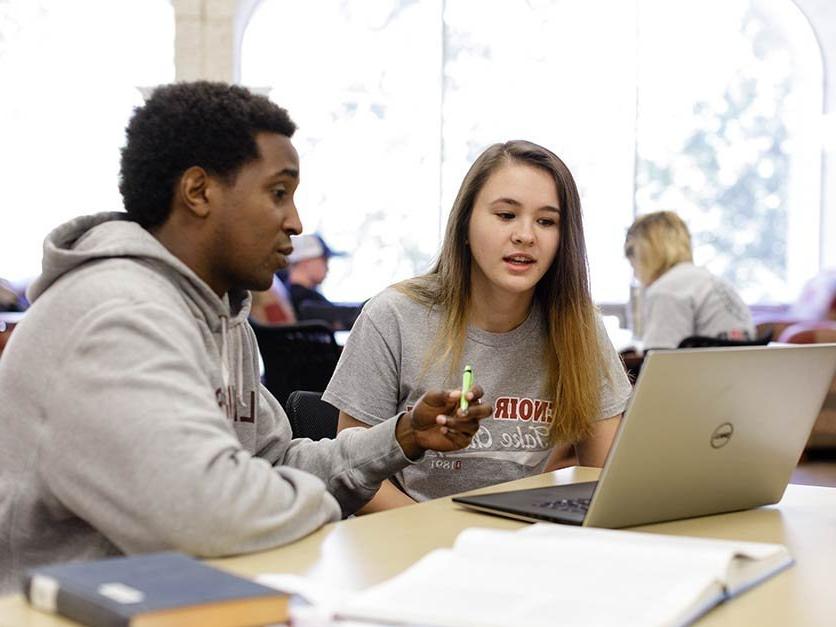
[24,574,129,627]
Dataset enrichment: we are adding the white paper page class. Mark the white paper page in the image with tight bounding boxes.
[339,541,717,627]
[454,527,733,585]
[521,523,786,561]
[519,523,790,591]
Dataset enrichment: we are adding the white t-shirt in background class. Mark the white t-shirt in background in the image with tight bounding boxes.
[640,262,755,350]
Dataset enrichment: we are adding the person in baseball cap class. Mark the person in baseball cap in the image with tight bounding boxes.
[287,233,347,320]
[287,233,345,265]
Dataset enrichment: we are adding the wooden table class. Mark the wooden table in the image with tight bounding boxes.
[2,467,835,626]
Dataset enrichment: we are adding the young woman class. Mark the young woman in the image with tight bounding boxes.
[323,140,632,512]
[624,211,755,350]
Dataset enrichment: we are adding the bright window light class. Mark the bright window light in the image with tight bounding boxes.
[0,0,174,286]
[243,0,822,305]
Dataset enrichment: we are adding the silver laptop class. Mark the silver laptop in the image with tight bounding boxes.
[453,344,836,528]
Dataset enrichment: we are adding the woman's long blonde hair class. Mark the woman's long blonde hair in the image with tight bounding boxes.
[396,140,605,443]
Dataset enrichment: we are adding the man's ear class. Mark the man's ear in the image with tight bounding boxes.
[177,166,213,218]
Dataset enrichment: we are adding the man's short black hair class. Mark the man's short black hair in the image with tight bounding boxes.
[119,81,296,229]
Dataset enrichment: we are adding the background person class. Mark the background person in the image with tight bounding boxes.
[249,273,297,325]
[287,233,342,311]
[0,277,26,312]
[0,277,27,360]
[624,210,755,350]
[323,140,632,513]
[288,233,361,329]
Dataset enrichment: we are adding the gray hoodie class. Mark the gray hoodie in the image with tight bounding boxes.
[0,213,413,592]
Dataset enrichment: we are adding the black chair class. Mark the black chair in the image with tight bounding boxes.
[623,331,773,382]
[297,301,363,330]
[676,331,772,348]
[284,390,339,440]
[250,320,341,406]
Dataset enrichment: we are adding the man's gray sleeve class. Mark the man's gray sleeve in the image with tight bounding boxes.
[254,388,413,516]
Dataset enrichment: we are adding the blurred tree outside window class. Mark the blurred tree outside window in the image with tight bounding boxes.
[243,0,443,303]
[634,0,822,303]
[244,0,822,306]
[2,0,818,305]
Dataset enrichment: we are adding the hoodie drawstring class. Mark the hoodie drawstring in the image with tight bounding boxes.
[235,328,244,405]
[220,316,231,394]
[220,315,245,406]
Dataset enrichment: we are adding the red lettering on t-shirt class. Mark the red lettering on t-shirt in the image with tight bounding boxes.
[494,397,510,419]
[533,399,548,423]
[492,396,553,423]
[508,397,519,418]
[518,398,534,421]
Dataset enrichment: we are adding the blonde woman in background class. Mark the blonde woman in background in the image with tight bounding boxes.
[323,140,632,512]
[624,210,755,350]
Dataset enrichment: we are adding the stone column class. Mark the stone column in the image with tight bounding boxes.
[172,0,238,82]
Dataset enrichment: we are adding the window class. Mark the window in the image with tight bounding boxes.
[0,0,175,285]
[242,1,443,302]
[242,0,823,304]
[634,0,822,302]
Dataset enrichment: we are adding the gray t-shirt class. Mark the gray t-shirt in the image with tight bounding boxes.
[641,262,755,350]
[323,287,632,501]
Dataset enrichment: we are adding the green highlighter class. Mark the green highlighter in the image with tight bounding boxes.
[460,364,473,411]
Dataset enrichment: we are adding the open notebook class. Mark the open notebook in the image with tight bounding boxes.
[328,524,791,627]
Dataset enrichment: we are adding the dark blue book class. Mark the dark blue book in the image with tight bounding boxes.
[22,552,288,626]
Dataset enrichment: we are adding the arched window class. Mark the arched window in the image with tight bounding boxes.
[0,0,175,285]
[634,0,823,302]
[242,0,823,304]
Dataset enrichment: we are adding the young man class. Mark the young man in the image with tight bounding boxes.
[0,82,490,592]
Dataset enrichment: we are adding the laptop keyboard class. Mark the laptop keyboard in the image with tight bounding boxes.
[534,498,591,514]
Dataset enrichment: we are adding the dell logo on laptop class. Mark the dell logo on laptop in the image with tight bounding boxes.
[711,423,734,449]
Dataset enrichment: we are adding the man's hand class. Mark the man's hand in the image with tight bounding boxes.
[395,385,492,460]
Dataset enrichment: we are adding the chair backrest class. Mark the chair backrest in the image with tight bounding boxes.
[777,321,836,344]
[297,301,362,330]
[677,332,772,349]
[624,332,773,381]
[250,320,340,406]
[284,390,339,440]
